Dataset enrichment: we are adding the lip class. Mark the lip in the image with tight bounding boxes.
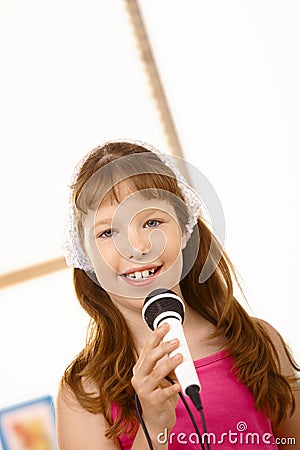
[120,265,162,286]
[120,264,161,276]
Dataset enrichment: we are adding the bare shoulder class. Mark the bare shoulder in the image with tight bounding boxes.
[256,318,298,377]
[55,379,120,450]
[256,318,300,447]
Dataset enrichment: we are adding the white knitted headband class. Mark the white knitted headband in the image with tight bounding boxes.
[63,139,202,272]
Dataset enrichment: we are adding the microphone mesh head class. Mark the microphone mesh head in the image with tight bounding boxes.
[143,289,185,330]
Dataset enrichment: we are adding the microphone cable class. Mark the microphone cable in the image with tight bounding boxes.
[134,377,210,450]
[166,376,210,450]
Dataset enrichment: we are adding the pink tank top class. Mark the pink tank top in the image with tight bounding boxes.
[112,349,278,449]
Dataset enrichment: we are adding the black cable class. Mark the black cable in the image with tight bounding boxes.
[185,384,210,450]
[165,376,208,450]
[134,378,210,450]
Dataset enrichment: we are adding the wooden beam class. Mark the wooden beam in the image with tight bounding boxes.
[0,257,68,290]
[124,0,188,173]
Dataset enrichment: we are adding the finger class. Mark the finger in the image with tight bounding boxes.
[134,338,180,378]
[143,323,170,352]
[133,324,170,372]
[152,352,183,381]
[152,382,181,403]
[165,369,179,384]
[140,377,182,406]
[144,353,183,392]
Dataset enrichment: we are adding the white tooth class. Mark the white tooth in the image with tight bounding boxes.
[125,268,157,280]
[125,272,135,279]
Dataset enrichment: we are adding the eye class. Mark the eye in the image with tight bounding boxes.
[97,229,115,239]
[145,219,162,228]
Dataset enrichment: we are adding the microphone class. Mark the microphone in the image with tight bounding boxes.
[142,288,202,408]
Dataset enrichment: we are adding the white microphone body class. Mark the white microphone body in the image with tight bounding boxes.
[143,289,203,410]
[153,312,201,395]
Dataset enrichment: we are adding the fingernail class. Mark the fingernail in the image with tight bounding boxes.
[174,353,182,361]
[169,339,178,346]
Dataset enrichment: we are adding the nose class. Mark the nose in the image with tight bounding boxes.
[127,228,151,259]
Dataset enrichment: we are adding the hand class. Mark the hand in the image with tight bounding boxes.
[131,323,183,437]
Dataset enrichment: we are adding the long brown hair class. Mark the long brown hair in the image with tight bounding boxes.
[62,142,299,440]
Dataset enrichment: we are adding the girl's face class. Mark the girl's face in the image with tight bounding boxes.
[83,183,186,307]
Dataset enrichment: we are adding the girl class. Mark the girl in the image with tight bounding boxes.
[56,140,299,450]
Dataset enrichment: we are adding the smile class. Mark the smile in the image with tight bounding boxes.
[121,265,162,281]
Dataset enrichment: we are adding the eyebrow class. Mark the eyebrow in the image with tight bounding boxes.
[94,218,112,230]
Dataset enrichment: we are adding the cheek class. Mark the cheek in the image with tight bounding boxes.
[91,242,119,276]
[157,237,183,289]
[164,228,183,263]
[96,243,114,264]
[91,245,121,292]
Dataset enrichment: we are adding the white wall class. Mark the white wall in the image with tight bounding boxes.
[0,0,169,409]
[0,271,89,408]
[140,0,300,362]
